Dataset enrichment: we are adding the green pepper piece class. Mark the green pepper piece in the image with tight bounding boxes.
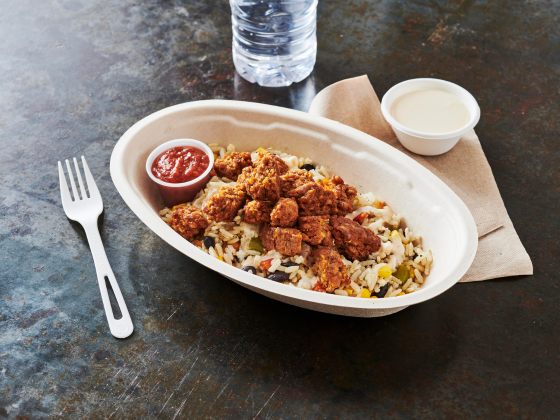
[395,264,410,285]
[248,236,265,254]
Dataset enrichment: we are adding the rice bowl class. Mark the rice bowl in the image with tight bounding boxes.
[159,144,433,300]
[110,100,478,317]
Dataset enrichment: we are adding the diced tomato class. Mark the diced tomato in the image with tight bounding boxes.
[260,258,273,271]
[353,212,368,224]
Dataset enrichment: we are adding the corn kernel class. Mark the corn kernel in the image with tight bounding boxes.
[397,292,405,296]
[218,256,224,262]
[378,265,392,278]
[360,289,371,298]
[370,296,378,299]
[344,288,354,296]
[213,153,218,161]
[390,230,400,239]
[172,203,187,211]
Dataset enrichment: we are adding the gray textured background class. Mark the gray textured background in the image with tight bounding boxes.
[1,0,559,418]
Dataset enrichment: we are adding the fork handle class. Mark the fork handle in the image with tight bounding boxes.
[82,221,134,339]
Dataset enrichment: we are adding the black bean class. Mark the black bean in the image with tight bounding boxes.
[300,164,315,171]
[374,283,390,298]
[267,272,290,282]
[203,236,215,249]
[241,266,257,275]
[281,262,299,267]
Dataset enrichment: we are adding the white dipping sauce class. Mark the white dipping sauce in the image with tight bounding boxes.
[390,90,470,134]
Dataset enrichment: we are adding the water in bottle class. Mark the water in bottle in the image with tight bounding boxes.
[230,0,318,88]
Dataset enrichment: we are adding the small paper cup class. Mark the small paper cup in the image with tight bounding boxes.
[146,139,214,208]
[380,78,481,156]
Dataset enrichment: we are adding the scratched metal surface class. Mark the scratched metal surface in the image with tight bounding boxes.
[1,0,559,418]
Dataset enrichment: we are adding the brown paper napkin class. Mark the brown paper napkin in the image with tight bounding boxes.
[308,75,532,282]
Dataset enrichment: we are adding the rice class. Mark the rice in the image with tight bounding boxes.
[387,289,402,298]
[159,144,433,299]
[269,258,281,273]
[414,269,424,284]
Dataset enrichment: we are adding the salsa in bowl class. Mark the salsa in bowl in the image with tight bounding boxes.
[146,139,214,207]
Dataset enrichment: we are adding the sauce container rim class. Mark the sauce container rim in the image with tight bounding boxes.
[380,78,481,140]
[146,139,215,188]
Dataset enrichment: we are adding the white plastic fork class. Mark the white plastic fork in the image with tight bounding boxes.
[58,156,134,339]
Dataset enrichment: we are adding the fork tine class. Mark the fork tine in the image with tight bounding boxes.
[65,159,80,201]
[73,157,87,199]
[81,156,100,197]
[58,161,72,205]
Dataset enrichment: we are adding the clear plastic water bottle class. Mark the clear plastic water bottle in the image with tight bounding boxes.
[230,0,318,87]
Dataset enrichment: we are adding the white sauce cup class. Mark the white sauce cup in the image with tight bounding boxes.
[380,78,480,156]
[146,139,214,208]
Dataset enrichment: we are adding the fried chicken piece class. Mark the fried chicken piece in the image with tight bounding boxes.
[324,176,357,216]
[259,224,302,256]
[312,282,327,293]
[236,166,251,191]
[312,247,350,293]
[267,154,290,175]
[317,175,357,216]
[253,151,290,175]
[298,215,334,246]
[280,169,315,196]
[330,216,381,261]
[243,200,271,225]
[241,152,281,202]
[272,227,302,256]
[213,152,253,180]
[331,175,344,185]
[332,183,357,216]
[203,185,247,222]
[270,198,298,227]
[260,224,275,251]
[168,206,209,240]
[286,182,337,216]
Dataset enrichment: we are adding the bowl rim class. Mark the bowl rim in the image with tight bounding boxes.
[380,78,481,140]
[145,138,215,188]
[111,99,478,312]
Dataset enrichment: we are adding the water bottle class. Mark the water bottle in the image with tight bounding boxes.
[230,0,318,88]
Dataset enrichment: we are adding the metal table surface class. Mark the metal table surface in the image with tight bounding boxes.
[1,0,558,418]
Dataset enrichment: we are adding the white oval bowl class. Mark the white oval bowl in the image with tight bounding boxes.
[380,78,481,156]
[110,100,478,317]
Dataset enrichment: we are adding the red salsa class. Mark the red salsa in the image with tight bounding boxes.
[151,146,210,183]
